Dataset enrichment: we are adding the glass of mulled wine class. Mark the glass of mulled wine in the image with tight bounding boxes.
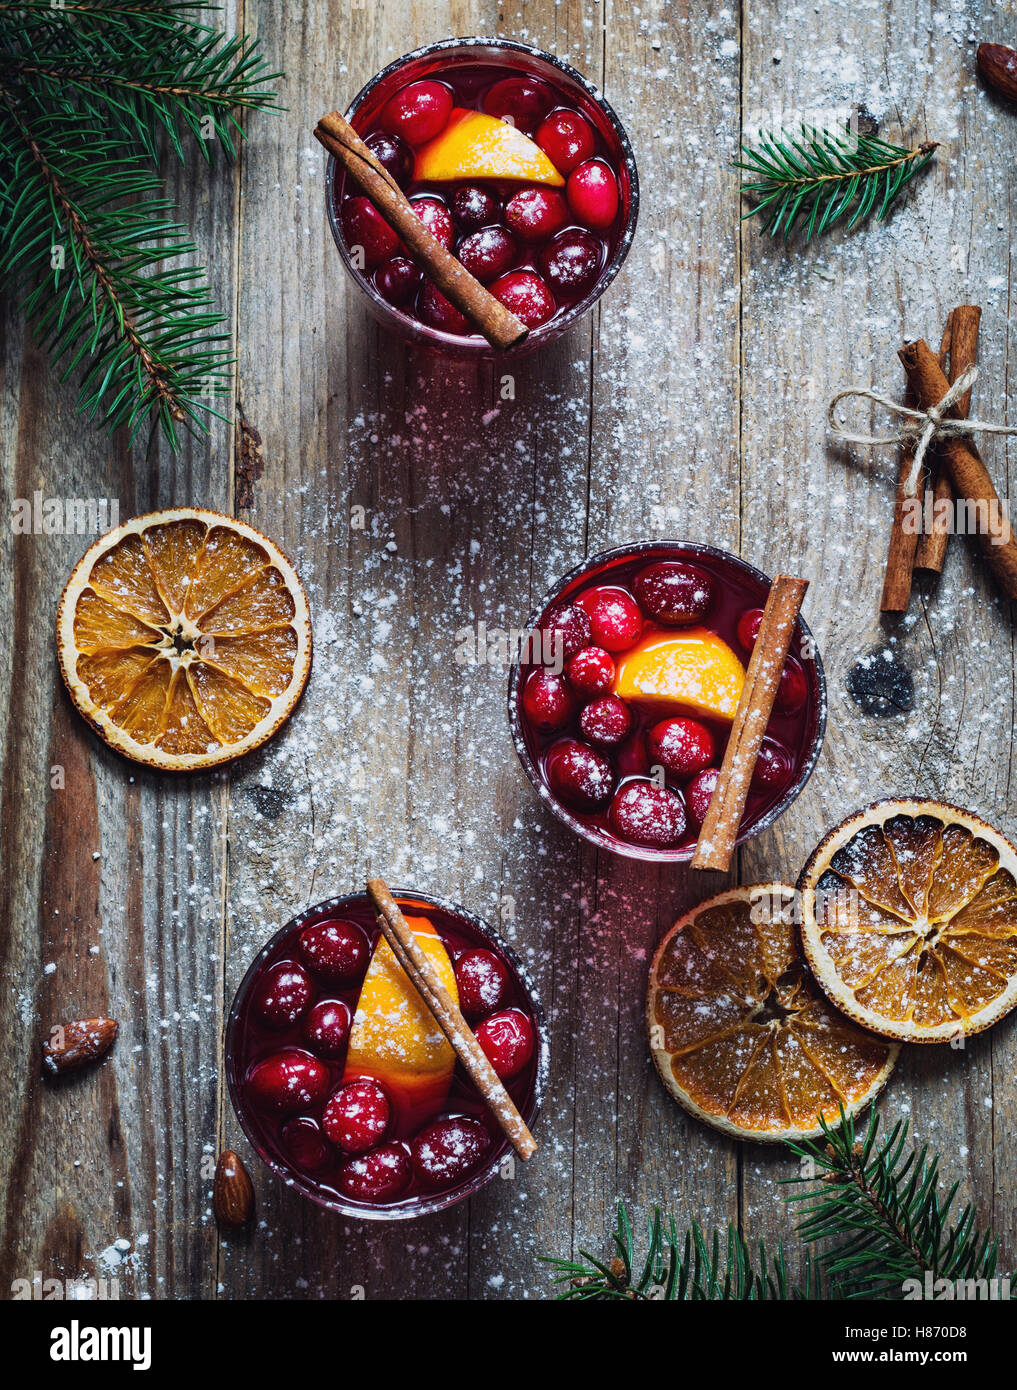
[325,36,639,355]
[226,891,548,1220]
[508,542,827,863]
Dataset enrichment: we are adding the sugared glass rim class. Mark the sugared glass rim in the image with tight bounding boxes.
[225,888,550,1221]
[507,541,829,864]
[324,36,640,357]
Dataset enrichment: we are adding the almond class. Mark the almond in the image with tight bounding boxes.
[42,1017,118,1075]
[977,43,1017,102]
[213,1150,255,1228]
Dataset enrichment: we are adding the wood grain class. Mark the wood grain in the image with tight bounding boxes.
[1,0,1015,1302]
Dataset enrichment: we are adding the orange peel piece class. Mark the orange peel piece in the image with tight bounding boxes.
[413,108,565,184]
[614,628,745,721]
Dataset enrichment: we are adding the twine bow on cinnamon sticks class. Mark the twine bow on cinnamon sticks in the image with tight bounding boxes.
[828,366,1012,499]
[827,329,1017,603]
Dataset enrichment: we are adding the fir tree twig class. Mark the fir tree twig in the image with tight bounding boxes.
[736,121,938,241]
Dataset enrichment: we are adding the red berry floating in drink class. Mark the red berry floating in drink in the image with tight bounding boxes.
[513,546,823,857]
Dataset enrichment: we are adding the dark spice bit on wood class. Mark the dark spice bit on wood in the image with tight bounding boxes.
[847,648,915,717]
[42,1017,118,1076]
[235,413,265,509]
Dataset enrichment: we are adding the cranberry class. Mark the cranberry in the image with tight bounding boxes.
[580,694,632,746]
[536,109,595,174]
[457,225,517,283]
[253,961,313,1028]
[411,194,453,249]
[483,77,551,133]
[245,1049,330,1115]
[608,781,687,848]
[647,717,716,780]
[365,130,413,187]
[736,607,765,652]
[633,562,715,626]
[298,919,369,984]
[541,228,601,296]
[410,1116,491,1191]
[522,668,575,732]
[337,1143,412,1203]
[381,80,453,146]
[567,645,615,699]
[576,586,642,652]
[453,185,499,230]
[545,738,613,810]
[341,195,399,269]
[752,738,794,794]
[323,1079,391,1154]
[418,281,470,334]
[541,602,592,662]
[280,1116,331,1173]
[567,159,620,230]
[685,767,720,828]
[375,256,421,306]
[775,657,808,714]
[615,730,650,778]
[454,948,511,1022]
[475,1009,535,1080]
[504,187,568,241]
[488,270,556,328]
[303,998,352,1058]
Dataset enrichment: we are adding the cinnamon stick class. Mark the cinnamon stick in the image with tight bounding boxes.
[691,575,809,873]
[315,110,528,352]
[914,305,981,573]
[898,338,1017,599]
[365,878,538,1162]
[880,317,951,611]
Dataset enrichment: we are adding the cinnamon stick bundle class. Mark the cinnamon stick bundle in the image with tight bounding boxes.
[898,338,1017,600]
[914,305,981,573]
[314,109,528,351]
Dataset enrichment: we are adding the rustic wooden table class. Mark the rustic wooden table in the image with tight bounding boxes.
[3,0,1016,1301]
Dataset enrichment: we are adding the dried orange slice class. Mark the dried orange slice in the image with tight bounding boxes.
[800,800,1017,1042]
[57,509,311,770]
[647,884,897,1141]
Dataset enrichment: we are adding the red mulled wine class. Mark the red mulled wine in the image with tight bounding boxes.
[509,543,826,862]
[226,893,545,1218]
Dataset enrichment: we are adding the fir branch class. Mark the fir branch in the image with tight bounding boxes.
[543,1110,1011,1301]
[1,93,232,446]
[541,1202,822,1301]
[0,2,279,448]
[787,1109,1006,1300]
[736,121,938,240]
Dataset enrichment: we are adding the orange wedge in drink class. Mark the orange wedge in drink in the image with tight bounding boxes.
[800,800,1017,1042]
[615,628,745,721]
[647,883,897,1141]
[56,509,311,770]
[413,109,565,185]
[344,914,458,1123]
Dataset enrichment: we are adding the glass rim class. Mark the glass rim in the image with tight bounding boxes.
[507,540,829,864]
[324,35,640,355]
[225,887,550,1221]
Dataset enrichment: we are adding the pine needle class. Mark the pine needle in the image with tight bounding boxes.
[736,121,938,241]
